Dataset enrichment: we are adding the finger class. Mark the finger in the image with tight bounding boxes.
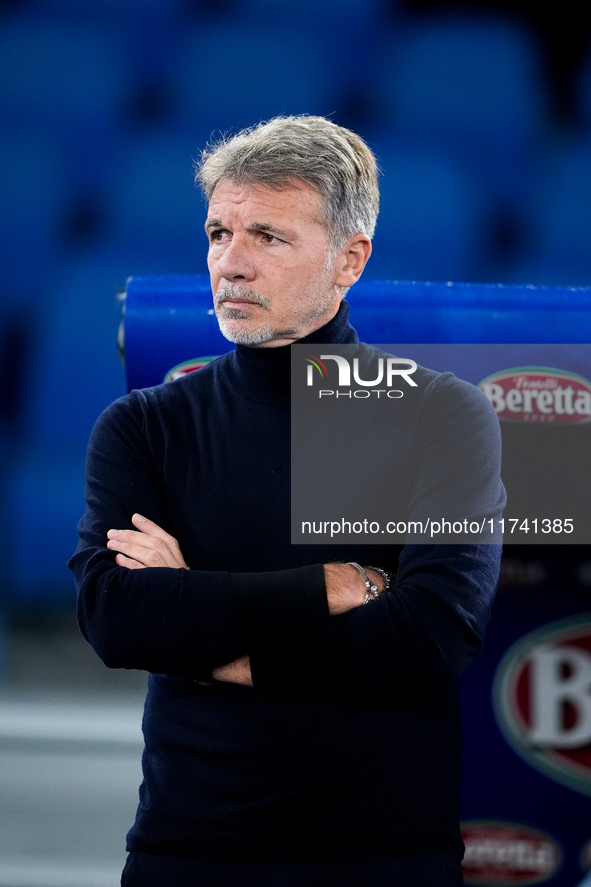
[130,514,188,569]
[107,529,157,558]
[107,528,154,549]
[107,524,187,569]
[108,516,173,547]
[114,552,146,570]
[107,534,174,567]
[131,513,175,544]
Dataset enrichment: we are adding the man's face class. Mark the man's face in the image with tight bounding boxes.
[205,179,344,347]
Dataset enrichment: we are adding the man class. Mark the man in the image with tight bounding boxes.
[69,115,505,886]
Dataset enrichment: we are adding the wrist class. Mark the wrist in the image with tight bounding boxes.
[347,562,380,604]
[324,563,366,614]
[347,563,391,604]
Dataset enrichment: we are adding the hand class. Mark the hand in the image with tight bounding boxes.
[212,655,253,687]
[106,514,189,570]
[323,563,388,615]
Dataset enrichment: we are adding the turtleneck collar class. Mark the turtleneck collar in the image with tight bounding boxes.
[229,300,358,397]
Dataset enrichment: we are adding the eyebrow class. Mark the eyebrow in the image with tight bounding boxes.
[204,218,292,239]
[250,222,292,239]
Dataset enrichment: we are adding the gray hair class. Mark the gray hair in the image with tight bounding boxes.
[194,115,379,258]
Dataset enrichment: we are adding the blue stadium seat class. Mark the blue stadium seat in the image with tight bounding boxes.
[575,39,591,133]
[5,252,127,607]
[102,128,209,271]
[226,0,389,19]
[0,129,68,296]
[26,0,186,106]
[373,12,550,209]
[506,137,591,286]
[0,14,129,131]
[368,138,490,282]
[29,0,179,18]
[168,20,346,133]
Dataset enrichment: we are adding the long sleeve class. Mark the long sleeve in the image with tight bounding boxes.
[249,373,506,695]
[96,310,492,863]
[249,542,502,694]
[69,388,329,675]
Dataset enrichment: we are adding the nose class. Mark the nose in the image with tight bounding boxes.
[214,236,256,283]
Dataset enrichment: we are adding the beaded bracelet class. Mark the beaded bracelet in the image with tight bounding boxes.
[347,562,380,604]
[366,565,391,592]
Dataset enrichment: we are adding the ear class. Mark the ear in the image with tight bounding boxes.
[333,234,372,288]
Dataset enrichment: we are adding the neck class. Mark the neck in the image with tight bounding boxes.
[230,301,358,397]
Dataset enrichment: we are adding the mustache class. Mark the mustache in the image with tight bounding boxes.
[215,284,270,310]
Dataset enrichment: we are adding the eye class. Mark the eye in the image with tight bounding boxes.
[260,232,281,244]
[209,229,228,243]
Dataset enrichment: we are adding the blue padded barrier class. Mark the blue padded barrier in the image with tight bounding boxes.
[124,274,591,391]
[123,274,591,887]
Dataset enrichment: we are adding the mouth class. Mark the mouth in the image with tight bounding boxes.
[220,298,261,309]
[215,286,270,314]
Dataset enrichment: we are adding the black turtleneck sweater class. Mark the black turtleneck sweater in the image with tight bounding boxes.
[69,302,504,863]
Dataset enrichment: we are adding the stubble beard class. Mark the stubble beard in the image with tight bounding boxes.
[214,284,274,346]
[214,280,337,347]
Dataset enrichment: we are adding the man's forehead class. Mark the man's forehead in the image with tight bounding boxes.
[207,177,324,216]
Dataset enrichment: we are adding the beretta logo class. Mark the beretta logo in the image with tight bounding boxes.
[479,367,591,423]
[493,614,591,796]
[164,356,218,383]
[461,820,562,886]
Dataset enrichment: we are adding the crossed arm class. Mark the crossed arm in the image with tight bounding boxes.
[106,512,388,686]
[72,375,504,693]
